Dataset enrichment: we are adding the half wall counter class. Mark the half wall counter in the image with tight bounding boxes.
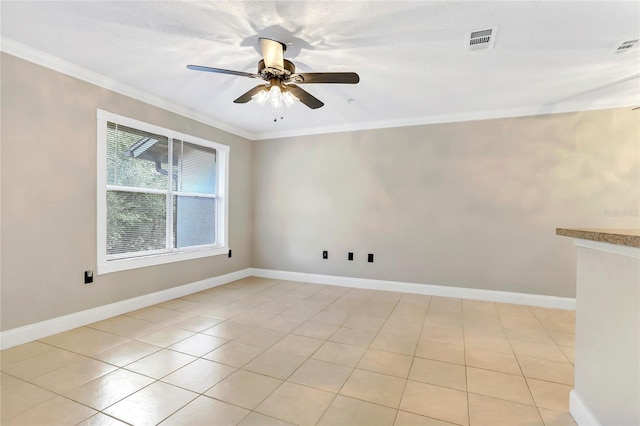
[556,228,639,426]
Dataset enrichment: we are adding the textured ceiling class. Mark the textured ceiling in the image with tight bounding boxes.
[1,1,639,139]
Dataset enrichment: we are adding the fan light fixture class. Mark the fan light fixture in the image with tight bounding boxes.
[187,37,359,120]
[252,79,299,121]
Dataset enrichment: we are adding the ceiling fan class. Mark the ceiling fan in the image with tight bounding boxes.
[187,38,359,111]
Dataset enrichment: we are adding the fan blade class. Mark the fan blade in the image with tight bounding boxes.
[286,84,324,109]
[259,38,285,72]
[289,72,360,84]
[187,65,258,78]
[233,85,267,104]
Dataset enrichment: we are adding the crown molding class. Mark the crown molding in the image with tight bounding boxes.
[0,38,258,140]
[252,101,638,140]
[2,38,636,142]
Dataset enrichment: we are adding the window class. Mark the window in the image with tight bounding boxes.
[97,110,229,274]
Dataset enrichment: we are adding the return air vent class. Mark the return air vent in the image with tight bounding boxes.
[610,39,639,55]
[466,27,497,52]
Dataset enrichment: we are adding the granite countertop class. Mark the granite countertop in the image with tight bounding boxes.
[556,228,640,248]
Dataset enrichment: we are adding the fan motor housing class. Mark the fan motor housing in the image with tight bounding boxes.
[258,59,295,80]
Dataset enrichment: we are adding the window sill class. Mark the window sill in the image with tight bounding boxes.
[97,246,229,275]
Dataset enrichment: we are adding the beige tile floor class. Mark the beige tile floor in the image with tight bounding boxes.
[0,277,578,426]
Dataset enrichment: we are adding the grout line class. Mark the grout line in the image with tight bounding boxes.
[503,304,546,424]
[1,277,576,425]
[301,288,384,424]
[461,298,471,426]
[393,293,433,425]
[203,286,376,425]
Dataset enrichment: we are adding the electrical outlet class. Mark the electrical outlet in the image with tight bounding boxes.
[323,250,328,259]
[348,252,354,261]
[368,253,374,263]
[228,249,232,258]
[84,269,94,284]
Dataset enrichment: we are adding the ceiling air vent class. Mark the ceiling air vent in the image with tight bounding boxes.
[610,39,639,55]
[466,27,497,52]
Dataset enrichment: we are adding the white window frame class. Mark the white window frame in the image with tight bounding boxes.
[96,109,229,275]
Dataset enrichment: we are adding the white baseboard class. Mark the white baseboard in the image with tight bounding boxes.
[0,268,252,350]
[570,390,601,426]
[250,268,576,310]
[1,267,575,350]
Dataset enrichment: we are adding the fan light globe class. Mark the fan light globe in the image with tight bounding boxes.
[253,89,268,105]
[283,91,298,107]
[267,85,283,110]
[252,85,299,120]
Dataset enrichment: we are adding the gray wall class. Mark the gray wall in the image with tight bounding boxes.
[1,53,253,331]
[2,51,638,333]
[252,109,639,298]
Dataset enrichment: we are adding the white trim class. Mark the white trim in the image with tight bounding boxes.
[1,38,256,140]
[3,38,636,142]
[218,148,230,248]
[574,239,640,259]
[96,109,231,153]
[173,191,217,199]
[0,268,575,350]
[106,187,221,200]
[166,132,175,250]
[570,390,602,426]
[0,269,251,350]
[106,185,168,195]
[101,247,230,274]
[96,109,230,275]
[250,268,576,310]
[97,109,108,273]
[251,102,637,140]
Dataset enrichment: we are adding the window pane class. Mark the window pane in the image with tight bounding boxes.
[173,140,217,194]
[107,191,167,255]
[174,196,216,248]
[107,122,170,190]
